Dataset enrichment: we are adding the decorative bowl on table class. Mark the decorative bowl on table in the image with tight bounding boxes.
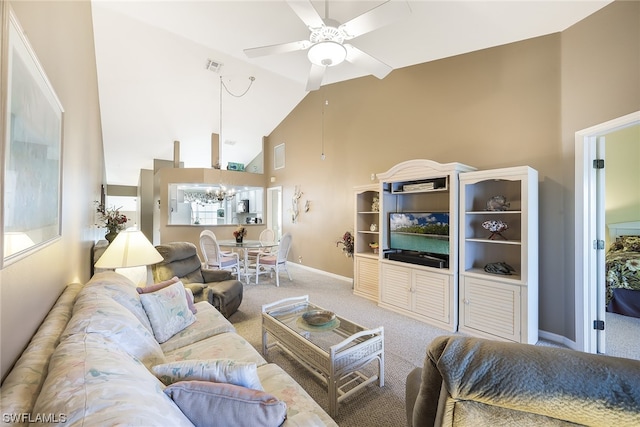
[302,310,336,326]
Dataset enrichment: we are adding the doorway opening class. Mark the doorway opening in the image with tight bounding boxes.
[267,186,283,241]
[575,111,640,354]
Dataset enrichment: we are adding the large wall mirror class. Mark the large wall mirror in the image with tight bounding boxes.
[168,183,264,226]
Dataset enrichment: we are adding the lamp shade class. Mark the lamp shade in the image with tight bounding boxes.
[95,230,163,269]
[307,41,346,67]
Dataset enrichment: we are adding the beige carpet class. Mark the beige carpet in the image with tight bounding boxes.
[229,263,455,427]
[230,263,640,426]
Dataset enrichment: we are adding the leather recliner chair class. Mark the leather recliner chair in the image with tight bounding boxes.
[152,242,243,318]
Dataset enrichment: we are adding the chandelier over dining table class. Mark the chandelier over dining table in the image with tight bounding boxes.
[183,186,236,205]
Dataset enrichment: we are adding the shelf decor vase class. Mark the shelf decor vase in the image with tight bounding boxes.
[105,230,118,244]
[235,236,243,244]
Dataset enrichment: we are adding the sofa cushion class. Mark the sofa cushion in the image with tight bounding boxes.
[140,280,196,343]
[257,363,338,426]
[164,332,267,367]
[164,380,287,427]
[153,359,263,390]
[0,282,83,422]
[159,301,235,353]
[31,333,193,426]
[137,276,197,314]
[79,271,153,333]
[62,290,166,369]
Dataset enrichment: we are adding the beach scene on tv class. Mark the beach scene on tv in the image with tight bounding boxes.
[389,212,450,255]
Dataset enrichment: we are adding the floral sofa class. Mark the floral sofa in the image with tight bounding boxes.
[0,271,337,426]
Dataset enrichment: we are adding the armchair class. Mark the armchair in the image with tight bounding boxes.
[152,242,243,318]
[406,335,640,427]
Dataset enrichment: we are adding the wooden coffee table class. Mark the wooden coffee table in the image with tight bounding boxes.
[261,295,384,417]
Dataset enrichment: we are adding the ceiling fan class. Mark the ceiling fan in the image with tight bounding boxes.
[244,0,411,91]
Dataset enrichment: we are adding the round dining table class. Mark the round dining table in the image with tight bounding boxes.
[217,239,278,283]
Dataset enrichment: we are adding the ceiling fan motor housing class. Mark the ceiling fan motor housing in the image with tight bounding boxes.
[308,26,347,66]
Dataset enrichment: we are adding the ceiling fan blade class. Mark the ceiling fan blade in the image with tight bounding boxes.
[340,0,411,39]
[244,40,311,58]
[306,63,326,91]
[344,44,393,79]
[287,0,324,29]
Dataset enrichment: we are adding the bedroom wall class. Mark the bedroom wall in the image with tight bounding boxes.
[605,125,640,246]
[265,0,639,342]
[1,1,104,381]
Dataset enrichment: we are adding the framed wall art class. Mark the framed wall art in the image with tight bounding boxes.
[1,5,64,267]
[274,143,285,170]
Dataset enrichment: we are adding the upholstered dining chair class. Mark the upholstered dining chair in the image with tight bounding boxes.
[199,229,233,259]
[199,231,241,277]
[248,228,277,259]
[255,232,292,287]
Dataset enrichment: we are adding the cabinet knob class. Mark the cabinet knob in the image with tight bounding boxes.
[464,299,470,305]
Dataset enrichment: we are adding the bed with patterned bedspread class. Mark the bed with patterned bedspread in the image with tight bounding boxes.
[606,235,640,318]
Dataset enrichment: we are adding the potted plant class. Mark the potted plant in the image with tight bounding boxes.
[336,231,354,257]
[96,202,128,243]
[233,226,247,243]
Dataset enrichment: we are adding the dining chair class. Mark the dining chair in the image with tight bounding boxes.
[248,228,277,259]
[199,231,241,277]
[199,229,234,258]
[255,232,292,287]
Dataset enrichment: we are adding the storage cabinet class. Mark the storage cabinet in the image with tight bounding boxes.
[380,263,452,327]
[354,256,379,301]
[377,160,475,331]
[353,185,380,301]
[459,166,538,343]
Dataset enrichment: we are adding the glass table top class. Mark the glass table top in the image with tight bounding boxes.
[264,300,371,352]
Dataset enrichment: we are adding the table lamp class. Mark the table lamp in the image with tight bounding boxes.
[94,229,163,285]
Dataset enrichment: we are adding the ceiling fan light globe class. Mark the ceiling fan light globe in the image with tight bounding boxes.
[307,41,346,67]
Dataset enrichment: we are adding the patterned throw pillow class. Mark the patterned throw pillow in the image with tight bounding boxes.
[152,359,263,390]
[164,380,287,427]
[137,276,197,314]
[139,281,196,343]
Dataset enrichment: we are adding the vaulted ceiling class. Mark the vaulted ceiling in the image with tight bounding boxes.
[91,0,612,186]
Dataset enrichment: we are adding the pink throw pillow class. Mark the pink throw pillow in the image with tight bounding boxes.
[137,276,197,314]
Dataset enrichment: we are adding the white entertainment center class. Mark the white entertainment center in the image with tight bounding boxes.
[353,159,539,343]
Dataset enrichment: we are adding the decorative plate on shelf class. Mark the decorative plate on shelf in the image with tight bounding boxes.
[302,310,336,326]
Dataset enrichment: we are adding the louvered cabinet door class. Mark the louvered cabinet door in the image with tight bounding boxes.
[413,270,450,324]
[460,276,521,342]
[354,256,379,302]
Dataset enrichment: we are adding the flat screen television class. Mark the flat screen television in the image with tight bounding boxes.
[388,212,450,256]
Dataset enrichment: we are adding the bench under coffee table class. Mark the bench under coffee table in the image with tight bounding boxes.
[261,295,384,417]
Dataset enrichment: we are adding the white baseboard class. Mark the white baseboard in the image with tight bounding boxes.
[538,330,579,350]
[289,263,352,283]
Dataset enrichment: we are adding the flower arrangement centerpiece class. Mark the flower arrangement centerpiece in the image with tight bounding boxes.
[336,231,354,257]
[233,226,247,243]
[96,202,128,243]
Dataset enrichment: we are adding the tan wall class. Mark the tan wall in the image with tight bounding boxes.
[266,0,639,339]
[560,0,639,340]
[1,1,104,380]
[267,34,561,309]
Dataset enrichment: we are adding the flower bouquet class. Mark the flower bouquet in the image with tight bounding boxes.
[96,202,128,242]
[336,231,354,257]
[233,226,247,243]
